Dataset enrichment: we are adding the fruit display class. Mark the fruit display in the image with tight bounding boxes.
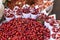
[38,13,60,40]
[3,9,60,40]
[0,18,50,40]
[2,0,60,40]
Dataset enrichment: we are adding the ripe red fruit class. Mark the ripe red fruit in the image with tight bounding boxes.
[0,18,50,40]
[51,33,56,39]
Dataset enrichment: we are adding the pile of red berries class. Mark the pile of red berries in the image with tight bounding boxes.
[0,18,50,40]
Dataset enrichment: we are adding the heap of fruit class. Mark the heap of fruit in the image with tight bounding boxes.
[0,18,50,40]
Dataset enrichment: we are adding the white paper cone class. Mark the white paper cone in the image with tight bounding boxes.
[30,14,37,19]
[41,9,48,15]
[37,13,40,17]
[44,21,56,40]
[43,1,47,3]
[49,37,55,40]
[49,14,56,19]
[22,13,31,18]
[15,15,22,18]
[50,0,54,2]
[46,4,53,11]
[5,17,14,22]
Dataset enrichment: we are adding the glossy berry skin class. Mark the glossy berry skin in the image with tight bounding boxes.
[0,18,50,40]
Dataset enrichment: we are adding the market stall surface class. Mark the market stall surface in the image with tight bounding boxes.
[51,0,60,20]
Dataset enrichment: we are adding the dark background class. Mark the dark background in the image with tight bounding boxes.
[51,0,60,20]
